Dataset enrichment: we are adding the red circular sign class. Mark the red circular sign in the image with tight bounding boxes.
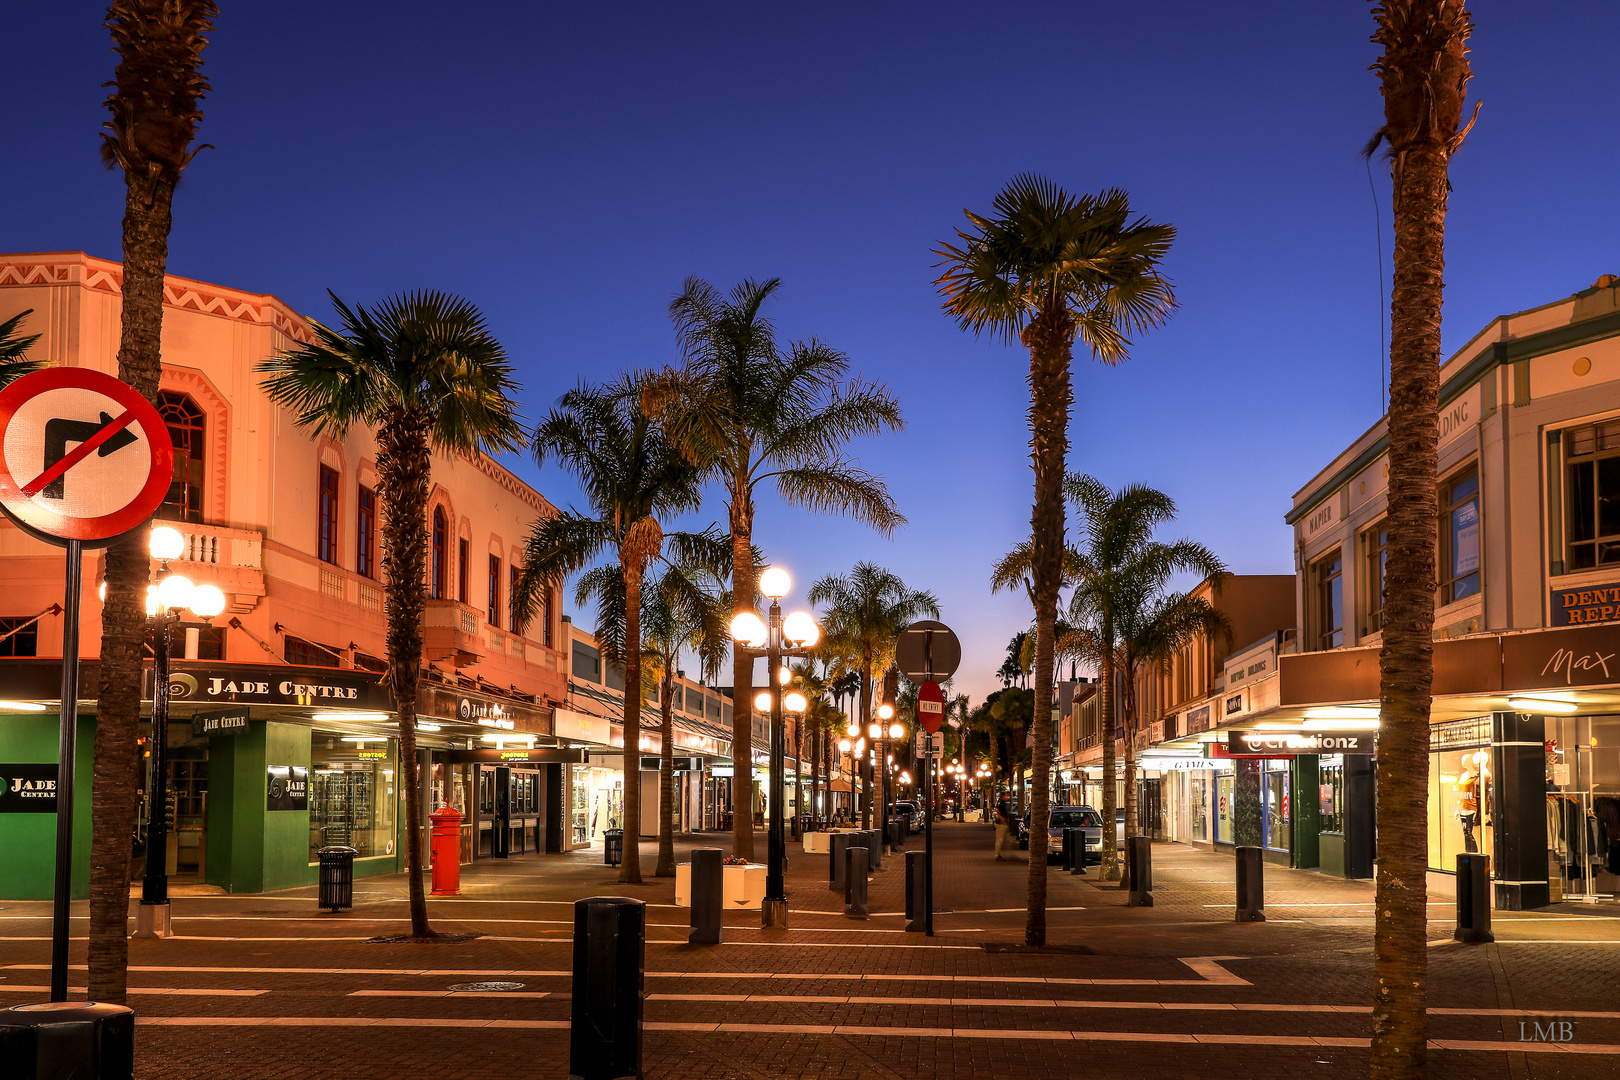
[0,367,174,544]
[917,679,946,734]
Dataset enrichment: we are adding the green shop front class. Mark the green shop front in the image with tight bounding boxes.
[0,660,409,898]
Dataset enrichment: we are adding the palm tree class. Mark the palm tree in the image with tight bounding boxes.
[1115,585,1229,841]
[650,277,905,860]
[0,310,43,387]
[808,562,938,828]
[1364,4,1477,1075]
[89,1,217,1004]
[789,660,844,831]
[938,179,1174,947]
[259,291,524,937]
[636,565,728,876]
[511,376,722,885]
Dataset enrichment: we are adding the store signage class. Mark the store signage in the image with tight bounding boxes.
[1158,757,1231,771]
[710,765,734,777]
[1550,584,1620,627]
[1503,624,1620,690]
[446,747,587,764]
[194,711,248,737]
[1184,705,1211,734]
[266,765,308,811]
[155,662,388,707]
[639,756,703,772]
[1228,730,1372,756]
[1224,639,1278,692]
[0,764,59,812]
[1224,691,1246,717]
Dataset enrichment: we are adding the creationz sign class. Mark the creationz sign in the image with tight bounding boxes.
[1227,730,1373,756]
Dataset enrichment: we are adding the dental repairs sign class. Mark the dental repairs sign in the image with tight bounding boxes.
[1227,730,1374,757]
[0,764,59,812]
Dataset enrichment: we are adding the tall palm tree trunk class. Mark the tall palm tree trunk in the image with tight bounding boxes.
[379,409,434,939]
[620,568,644,884]
[1098,626,1119,881]
[729,495,756,861]
[1368,5,1473,1075]
[89,11,206,1005]
[1022,299,1073,946]
[656,665,677,876]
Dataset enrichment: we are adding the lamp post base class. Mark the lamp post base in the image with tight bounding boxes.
[133,901,173,939]
[761,898,788,929]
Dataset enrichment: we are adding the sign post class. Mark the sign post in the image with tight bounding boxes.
[899,619,961,940]
[0,368,173,1002]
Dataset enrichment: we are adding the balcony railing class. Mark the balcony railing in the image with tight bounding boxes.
[166,522,263,570]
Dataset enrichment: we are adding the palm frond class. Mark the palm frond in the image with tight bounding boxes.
[0,309,44,388]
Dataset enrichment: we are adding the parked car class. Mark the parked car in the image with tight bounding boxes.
[888,801,922,833]
[1018,804,1105,864]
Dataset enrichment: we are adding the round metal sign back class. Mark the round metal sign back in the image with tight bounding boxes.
[0,368,173,545]
[895,620,961,682]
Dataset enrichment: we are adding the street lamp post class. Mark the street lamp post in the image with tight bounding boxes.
[135,525,226,939]
[729,567,819,930]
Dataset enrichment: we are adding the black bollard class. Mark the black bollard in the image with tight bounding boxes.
[1454,853,1494,944]
[845,844,869,918]
[0,1001,135,1080]
[865,828,883,871]
[829,833,850,893]
[569,897,645,1080]
[1069,828,1088,876]
[1126,835,1153,907]
[1235,845,1265,922]
[904,849,926,932]
[688,848,723,945]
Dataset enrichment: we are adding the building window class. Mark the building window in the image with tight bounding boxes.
[431,509,447,599]
[541,587,554,647]
[356,487,377,579]
[1440,467,1481,605]
[488,554,501,626]
[317,466,339,564]
[285,635,341,668]
[1313,549,1343,650]
[0,616,39,657]
[458,538,469,603]
[1361,521,1388,636]
[1567,421,1620,572]
[156,391,205,524]
[194,625,226,661]
[354,651,388,673]
[508,565,520,633]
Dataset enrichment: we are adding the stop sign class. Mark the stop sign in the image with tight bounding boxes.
[917,680,945,734]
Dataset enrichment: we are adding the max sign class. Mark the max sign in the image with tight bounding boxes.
[1228,730,1372,756]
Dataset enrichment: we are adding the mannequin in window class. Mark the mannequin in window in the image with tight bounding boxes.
[1455,750,1490,853]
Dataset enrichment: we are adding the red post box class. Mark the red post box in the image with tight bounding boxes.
[429,805,463,896]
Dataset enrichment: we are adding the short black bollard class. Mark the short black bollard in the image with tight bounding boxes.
[0,1001,135,1080]
[865,828,883,871]
[1454,853,1494,944]
[1235,845,1265,922]
[1069,828,1088,876]
[829,832,850,893]
[904,849,926,932]
[688,848,723,945]
[1126,835,1153,907]
[889,819,905,852]
[569,897,645,1080]
[845,844,869,918]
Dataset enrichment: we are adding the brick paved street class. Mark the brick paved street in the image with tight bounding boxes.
[3,823,1618,1079]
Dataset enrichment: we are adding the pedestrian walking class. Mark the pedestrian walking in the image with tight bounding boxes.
[994,798,1014,860]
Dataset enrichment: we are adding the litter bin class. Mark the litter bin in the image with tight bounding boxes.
[604,828,624,867]
[318,845,357,912]
[0,1001,135,1080]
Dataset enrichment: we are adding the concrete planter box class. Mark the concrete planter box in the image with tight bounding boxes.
[674,862,766,909]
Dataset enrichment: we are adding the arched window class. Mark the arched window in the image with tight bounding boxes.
[431,508,448,599]
[157,391,205,523]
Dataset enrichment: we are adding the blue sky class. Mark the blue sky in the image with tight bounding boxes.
[7,3,1619,703]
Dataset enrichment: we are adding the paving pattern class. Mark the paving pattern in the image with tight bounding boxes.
[2,823,1617,1078]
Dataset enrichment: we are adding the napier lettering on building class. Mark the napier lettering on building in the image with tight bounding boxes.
[0,764,59,813]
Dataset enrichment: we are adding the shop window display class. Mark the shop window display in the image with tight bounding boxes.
[1544,716,1620,899]
[309,739,397,860]
[1427,743,1493,875]
[1215,772,1233,843]
[1319,757,1344,833]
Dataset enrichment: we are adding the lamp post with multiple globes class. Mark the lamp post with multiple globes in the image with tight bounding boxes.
[728,566,820,930]
[134,525,227,938]
[872,703,903,848]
